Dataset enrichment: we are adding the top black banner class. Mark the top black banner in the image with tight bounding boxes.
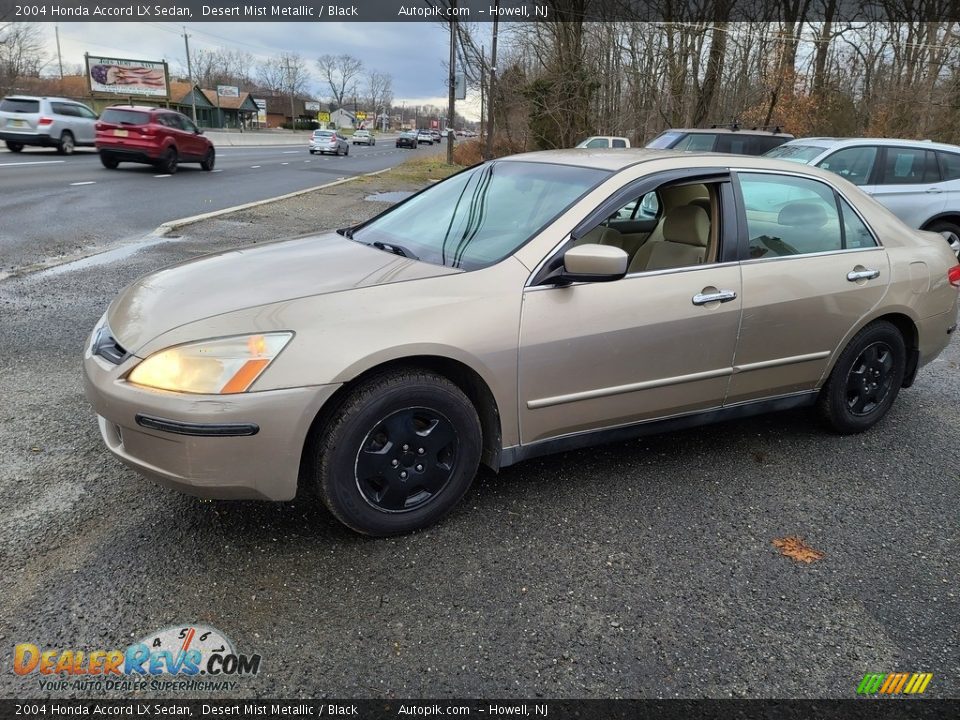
[3,0,960,23]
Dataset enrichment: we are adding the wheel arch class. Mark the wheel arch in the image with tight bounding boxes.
[921,212,960,230]
[299,354,504,495]
[821,310,921,389]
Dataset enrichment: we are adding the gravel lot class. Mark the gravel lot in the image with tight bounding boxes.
[0,166,957,700]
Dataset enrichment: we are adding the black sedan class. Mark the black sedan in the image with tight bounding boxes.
[396,131,418,149]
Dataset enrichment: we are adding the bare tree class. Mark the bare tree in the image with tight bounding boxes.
[185,47,254,89]
[257,52,311,96]
[0,23,47,96]
[366,69,393,121]
[316,53,364,109]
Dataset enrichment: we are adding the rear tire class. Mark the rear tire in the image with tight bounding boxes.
[200,148,215,171]
[926,219,960,259]
[312,370,481,536]
[818,320,906,434]
[99,154,119,169]
[157,148,178,174]
[57,131,75,155]
[345,145,349,156]
[309,149,316,155]
[6,141,23,152]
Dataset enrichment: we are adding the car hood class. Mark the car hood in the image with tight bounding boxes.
[107,232,459,354]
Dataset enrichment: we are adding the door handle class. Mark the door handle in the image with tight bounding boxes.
[925,187,943,194]
[847,268,880,282]
[692,290,737,305]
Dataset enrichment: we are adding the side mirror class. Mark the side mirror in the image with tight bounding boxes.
[546,244,628,285]
[195,128,203,135]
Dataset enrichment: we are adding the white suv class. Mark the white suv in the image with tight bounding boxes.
[0,96,98,154]
[766,137,960,256]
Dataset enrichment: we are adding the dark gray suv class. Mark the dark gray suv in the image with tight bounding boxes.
[0,96,98,154]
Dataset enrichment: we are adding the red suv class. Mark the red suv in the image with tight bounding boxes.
[95,106,215,174]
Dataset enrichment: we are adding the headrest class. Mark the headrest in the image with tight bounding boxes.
[663,204,709,247]
[689,197,711,213]
[778,202,828,228]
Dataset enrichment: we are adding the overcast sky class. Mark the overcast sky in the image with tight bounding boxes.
[45,22,485,118]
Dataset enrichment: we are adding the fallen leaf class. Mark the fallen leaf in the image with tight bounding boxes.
[772,535,824,564]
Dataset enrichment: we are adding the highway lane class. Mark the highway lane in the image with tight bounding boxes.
[0,141,437,273]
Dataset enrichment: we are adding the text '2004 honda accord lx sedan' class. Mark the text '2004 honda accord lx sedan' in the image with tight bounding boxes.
[84,150,960,536]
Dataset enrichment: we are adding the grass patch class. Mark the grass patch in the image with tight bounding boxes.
[388,155,464,184]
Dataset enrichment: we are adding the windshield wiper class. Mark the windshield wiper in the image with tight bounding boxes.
[337,226,355,239]
[372,241,418,260]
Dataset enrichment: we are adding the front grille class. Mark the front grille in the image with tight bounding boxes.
[92,327,129,365]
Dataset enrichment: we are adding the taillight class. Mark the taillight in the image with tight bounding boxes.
[95,122,104,131]
[37,117,53,126]
[948,265,960,288]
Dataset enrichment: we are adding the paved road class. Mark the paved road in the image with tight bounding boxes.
[0,142,433,273]
[0,179,956,700]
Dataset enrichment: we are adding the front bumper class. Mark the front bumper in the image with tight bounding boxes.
[83,349,339,501]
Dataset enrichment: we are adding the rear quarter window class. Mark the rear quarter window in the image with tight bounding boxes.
[100,109,151,125]
[0,98,39,113]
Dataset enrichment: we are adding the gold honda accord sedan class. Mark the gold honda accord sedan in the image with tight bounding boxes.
[84,150,960,535]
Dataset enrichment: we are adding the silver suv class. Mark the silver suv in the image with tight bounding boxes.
[766,137,960,256]
[0,96,98,154]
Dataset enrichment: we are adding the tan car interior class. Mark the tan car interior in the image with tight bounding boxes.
[574,182,719,273]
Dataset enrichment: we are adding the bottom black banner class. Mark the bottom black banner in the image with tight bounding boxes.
[1,699,958,720]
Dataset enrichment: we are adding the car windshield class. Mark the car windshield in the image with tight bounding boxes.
[314,130,333,137]
[350,161,609,270]
[764,144,828,163]
[645,131,684,149]
[100,109,150,125]
[0,98,39,113]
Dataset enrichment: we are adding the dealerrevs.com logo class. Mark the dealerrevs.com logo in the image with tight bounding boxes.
[857,672,933,696]
[13,624,261,692]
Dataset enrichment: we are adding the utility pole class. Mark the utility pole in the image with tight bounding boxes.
[285,56,296,130]
[479,44,485,139]
[485,0,499,161]
[446,0,457,164]
[54,25,64,80]
[182,27,197,123]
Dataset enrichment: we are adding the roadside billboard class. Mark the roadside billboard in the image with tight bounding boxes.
[217,85,240,98]
[305,101,321,112]
[86,55,169,99]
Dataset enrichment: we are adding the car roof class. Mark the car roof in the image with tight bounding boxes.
[103,105,163,113]
[497,148,856,178]
[665,127,794,137]
[3,95,83,103]
[779,137,960,153]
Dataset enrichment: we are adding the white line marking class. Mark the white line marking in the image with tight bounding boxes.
[69,181,96,186]
[212,169,223,173]
[281,162,289,165]
[154,174,171,178]
[282,150,298,154]
[0,160,66,168]
[250,165,261,168]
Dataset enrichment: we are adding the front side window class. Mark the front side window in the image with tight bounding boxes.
[817,146,878,185]
[350,161,609,270]
[584,138,608,148]
[739,173,848,257]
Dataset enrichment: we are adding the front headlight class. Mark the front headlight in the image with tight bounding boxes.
[127,332,292,394]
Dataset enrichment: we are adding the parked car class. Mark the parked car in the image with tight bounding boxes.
[395,131,418,149]
[647,126,794,155]
[310,129,349,155]
[95,106,214,173]
[576,136,631,149]
[766,137,960,257]
[0,95,98,154]
[84,150,959,536]
[352,130,375,146]
[417,130,434,145]
[430,130,443,143]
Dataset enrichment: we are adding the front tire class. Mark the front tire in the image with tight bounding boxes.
[313,370,481,536]
[818,320,906,434]
[200,147,215,171]
[6,141,23,152]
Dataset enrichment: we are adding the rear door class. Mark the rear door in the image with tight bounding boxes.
[858,146,944,229]
[727,170,890,404]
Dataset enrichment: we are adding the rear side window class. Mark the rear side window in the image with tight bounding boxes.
[751,136,790,155]
[0,98,39,113]
[818,146,878,186]
[879,147,939,184]
[611,138,627,148]
[51,102,79,117]
[839,197,877,249]
[100,109,151,125]
[715,135,749,154]
[673,133,718,152]
[937,152,960,181]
